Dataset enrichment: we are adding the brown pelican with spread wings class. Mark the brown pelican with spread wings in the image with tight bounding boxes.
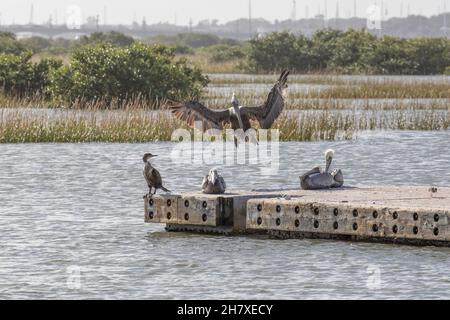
[170,70,290,145]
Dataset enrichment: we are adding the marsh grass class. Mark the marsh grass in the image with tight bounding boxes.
[208,74,349,85]
[302,82,450,99]
[1,106,448,143]
[207,80,450,100]
[204,95,449,111]
[1,74,449,143]
[274,109,450,141]
[0,108,186,143]
[0,93,169,110]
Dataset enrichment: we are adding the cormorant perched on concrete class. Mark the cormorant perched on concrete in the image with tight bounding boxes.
[143,153,170,195]
[202,168,226,194]
[300,149,344,190]
[171,70,290,146]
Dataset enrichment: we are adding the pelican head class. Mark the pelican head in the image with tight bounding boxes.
[208,168,219,185]
[231,92,239,107]
[324,149,334,173]
[143,153,157,163]
[230,93,244,129]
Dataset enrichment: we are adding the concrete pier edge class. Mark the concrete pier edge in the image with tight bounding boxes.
[144,186,450,247]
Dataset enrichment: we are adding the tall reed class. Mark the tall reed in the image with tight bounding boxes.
[1,108,448,143]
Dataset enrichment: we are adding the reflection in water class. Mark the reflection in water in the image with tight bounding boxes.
[0,130,449,299]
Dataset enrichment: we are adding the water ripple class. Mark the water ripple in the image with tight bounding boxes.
[0,131,450,299]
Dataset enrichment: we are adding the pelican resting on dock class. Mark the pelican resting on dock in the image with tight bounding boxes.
[143,153,170,196]
[202,168,226,194]
[300,149,344,190]
[170,70,290,146]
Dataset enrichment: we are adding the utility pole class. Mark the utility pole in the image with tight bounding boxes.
[248,0,252,38]
[335,1,339,28]
[189,18,193,33]
[335,1,339,19]
[291,0,297,21]
[442,1,449,38]
[419,8,423,36]
[29,3,34,25]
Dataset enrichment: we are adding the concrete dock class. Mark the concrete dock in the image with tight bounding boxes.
[144,186,450,246]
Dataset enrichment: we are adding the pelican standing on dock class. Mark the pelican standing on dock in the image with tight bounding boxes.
[202,168,226,194]
[143,153,170,196]
[171,70,290,146]
[300,149,344,190]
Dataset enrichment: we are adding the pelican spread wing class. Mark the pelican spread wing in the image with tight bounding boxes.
[170,70,289,131]
[171,101,230,131]
[242,69,290,129]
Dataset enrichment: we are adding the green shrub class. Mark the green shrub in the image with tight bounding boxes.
[172,45,194,55]
[245,29,450,74]
[444,66,450,75]
[328,29,377,73]
[78,32,135,47]
[19,36,52,53]
[407,38,450,74]
[19,37,73,56]
[146,33,238,48]
[33,58,64,97]
[0,32,28,55]
[48,43,208,105]
[309,29,343,70]
[0,52,62,96]
[368,36,418,74]
[0,53,33,94]
[247,32,299,72]
[205,44,246,62]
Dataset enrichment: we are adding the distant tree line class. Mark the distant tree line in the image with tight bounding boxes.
[246,29,450,75]
[4,13,450,40]
[1,29,450,107]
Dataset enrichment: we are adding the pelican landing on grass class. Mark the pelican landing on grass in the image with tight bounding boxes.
[171,70,290,146]
[143,153,170,196]
[300,149,344,190]
[202,168,226,194]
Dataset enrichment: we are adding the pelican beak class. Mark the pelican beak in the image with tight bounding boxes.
[236,108,244,130]
[209,171,218,184]
[325,156,332,173]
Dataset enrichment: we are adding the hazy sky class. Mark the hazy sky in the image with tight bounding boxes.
[0,0,448,25]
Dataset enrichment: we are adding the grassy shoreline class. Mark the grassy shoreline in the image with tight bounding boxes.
[1,74,449,143]
[1,107,448,143]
